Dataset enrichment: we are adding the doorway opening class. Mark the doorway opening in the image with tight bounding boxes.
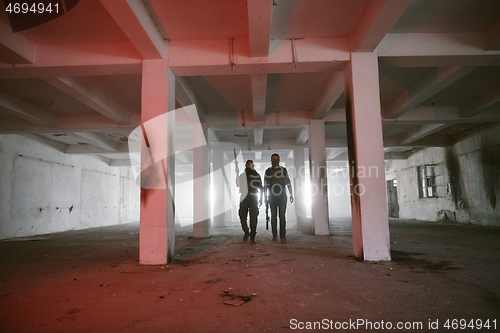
[386,179,399,218]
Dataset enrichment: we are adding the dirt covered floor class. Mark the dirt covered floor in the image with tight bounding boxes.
[0,218,499,333]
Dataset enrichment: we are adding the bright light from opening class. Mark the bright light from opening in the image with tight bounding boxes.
[303,173,312,218]
[210,180,214,218]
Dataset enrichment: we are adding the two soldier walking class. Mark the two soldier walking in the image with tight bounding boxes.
[236,154,294,244]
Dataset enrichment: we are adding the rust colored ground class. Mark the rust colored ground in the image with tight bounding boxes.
[1,218,499,333]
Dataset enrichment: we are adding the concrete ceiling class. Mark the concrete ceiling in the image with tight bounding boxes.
[1,0,500,167]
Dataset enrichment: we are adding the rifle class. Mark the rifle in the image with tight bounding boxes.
[233,148,239,175]
[265,191,269,230]
[265,199,269,230]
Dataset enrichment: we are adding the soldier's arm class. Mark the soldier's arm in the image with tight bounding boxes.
[285,168,294,202]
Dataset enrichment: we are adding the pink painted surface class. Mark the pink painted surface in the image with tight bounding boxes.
[139,59,172,265]
[344,52,391,261]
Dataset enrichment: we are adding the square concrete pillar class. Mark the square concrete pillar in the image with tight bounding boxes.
[225,150,237,223]
[344,52,391,261]
[309,120,330,235]
[193,123,211,238]
[211,146,226,227]
[293,146,308,231]
[139,59,176,265]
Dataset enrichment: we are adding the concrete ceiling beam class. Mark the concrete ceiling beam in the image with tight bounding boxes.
[254,128,264,147]
[210,124,304,133]
[21,134,67,153]
[0,21,35,64]
[66,141,200,155]
[311,71,343,119]
[43,76,132,125]
[92,155,112,166]
[207,110,309,131]
[383,66,476,119]
[66,143,131,154]
[379,33,495,57]
[251,138,296,150]
[386,106,459,124]
[1,43,142,78]
[168,37,350,76]
[0,90,57,127]
[3,103,499,135]
[236,110,310,127]
[351,0,411,52]
[216,138,298,151]
[327,148,410,160]
[0,114,140,134]
[73,132,120,151]
[406,136,453,147]
[378,33,500,67]
[460,87,500,117]
[247,0,272,57]
[326,107,484,124]
[386,106,500,124]
[325,136,452,149]
[66,134,454,158]
[379,55,500,68]
[251,74,267,121]
[397,123,450,146]
[100,0,167,59]
[209,104,500,130]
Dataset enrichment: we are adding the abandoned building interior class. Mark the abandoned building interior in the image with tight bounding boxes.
[0,0,500,332]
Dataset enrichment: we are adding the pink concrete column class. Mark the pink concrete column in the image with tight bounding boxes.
[193,123,211,237]
[309,120,330,235]
[344,52,391,261]
[139,59,176,265]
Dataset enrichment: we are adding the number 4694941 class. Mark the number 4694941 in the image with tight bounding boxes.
[5,3,59,14]
[443,319,497,330]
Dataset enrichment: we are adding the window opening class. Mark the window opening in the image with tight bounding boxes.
[418,165,437,198]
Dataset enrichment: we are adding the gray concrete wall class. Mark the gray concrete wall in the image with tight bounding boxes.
[385,123,500,226]
[0,135,140,239]
[327,161,351,216]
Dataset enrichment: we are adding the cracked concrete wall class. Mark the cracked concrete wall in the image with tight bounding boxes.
[0,135,140,239]
[385,123,500,226]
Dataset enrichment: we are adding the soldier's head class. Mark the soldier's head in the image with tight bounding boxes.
[271,153,280,167]
[245,160,254,169]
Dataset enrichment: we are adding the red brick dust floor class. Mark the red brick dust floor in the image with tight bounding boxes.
[0,218,499,333]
